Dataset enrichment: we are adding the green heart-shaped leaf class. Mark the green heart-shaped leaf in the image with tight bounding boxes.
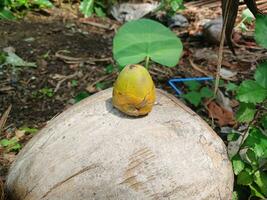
[113,19,183,67]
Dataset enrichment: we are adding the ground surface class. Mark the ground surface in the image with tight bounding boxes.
[0,3,267,198]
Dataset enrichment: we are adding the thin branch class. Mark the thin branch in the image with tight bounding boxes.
[214,0,232,95]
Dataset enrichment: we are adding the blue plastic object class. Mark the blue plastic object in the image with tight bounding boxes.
[168,77,214,95]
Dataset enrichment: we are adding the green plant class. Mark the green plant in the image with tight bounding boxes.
[79,0,109,17]
[74,91,90,103]
[38,87,54,98]
[159,0,184,15]
[235,64,267,122]
[39,87,53,97]
[230,64,267,199]
[0,0,53,19]
[228,126,267,199]
[0,137,21,152]
[19,126,39,134]
[181,81,213,107]
[237,9,255,32]
[113,19,183,69]
[228,14,267,199]
[71,80,78,87]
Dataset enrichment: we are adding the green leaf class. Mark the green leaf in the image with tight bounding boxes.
[237,169,253,185]
[262,115,267,130]
[95,82,106,90]
[32,0,53,8]
[94,7,105,17]
[242,9,255,23]
[254,171,267,196]
[232,191,238,200]
[255,62,267,88]
[200,87,213,98]
[237,80,267,104]
[0,139,10,147]
[250,183,266,199]
[255,15,267,48]
[243,128,267,159]
[0,52,6,64]
[227,131,240,141]
[240,22,248,32]
[226,82,238,92]
[246,148,258,167]
[170,0,183,11]
[236,103,256,123]
[20,127,38,134]
[9,142,21,151]
[113,19,183,67]
[71,80,78,87]
[105,64,114,74]
[80,0,94,18]
[74,91,90,103]
[0,137,21,152]
[0,8,15,20]
[184,81,201,91]
[232,154,245,175]
[182,91,202,107]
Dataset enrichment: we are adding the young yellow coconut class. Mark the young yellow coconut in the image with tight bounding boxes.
[112,64,156,116]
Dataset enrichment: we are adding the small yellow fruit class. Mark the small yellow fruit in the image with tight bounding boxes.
[112,64,156,116]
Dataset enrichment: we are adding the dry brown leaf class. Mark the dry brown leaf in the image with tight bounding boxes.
[206,101,236,126]
[3,152,16,163]
[15,129,26,140]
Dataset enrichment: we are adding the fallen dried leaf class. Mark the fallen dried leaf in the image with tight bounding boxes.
[206,101,236,126]
[3,152,16,163]
[15,129,26,140]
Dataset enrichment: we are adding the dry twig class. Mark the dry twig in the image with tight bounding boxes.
[0,105,12,136]
[54,72,80,93]
[189,59,213,77]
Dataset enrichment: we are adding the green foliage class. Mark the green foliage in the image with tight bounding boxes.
[156,0,184,16]
[226,82,238,92]
[255,15,267,48]
[229,127,267,199]
[182,81,213,107]
[79,0,106,17]
[20,127,39,134]
[254,62,267,88]
[0,137,21,152]
[236,103,256,123]
[0,0,53,19]
[39,87,54,97]
[32,87,53,98]
[237,80,267,104]
[71,80,78,87]
[242,9,254,23]
[235,63,267,123]
[74,91,90,103]
[105,64,115,74]
[113,19,183,68]
[230,16,267,198]
[238,9,254,32]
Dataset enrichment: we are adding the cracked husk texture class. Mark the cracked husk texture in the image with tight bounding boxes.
[5,89,233,200]
[112,64,156,116]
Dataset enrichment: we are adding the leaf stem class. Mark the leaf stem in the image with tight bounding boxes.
[145,56,150,69]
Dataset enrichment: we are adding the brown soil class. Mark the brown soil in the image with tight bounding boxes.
[0,18,113,128]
